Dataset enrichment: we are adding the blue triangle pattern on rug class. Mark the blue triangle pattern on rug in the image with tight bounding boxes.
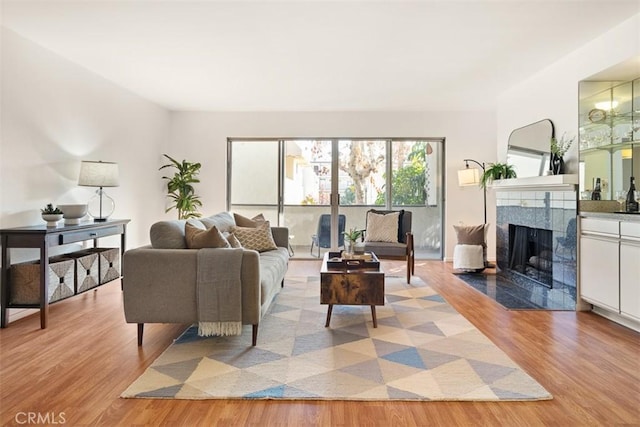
[382,348,426,370]
[421,294,446,303]
[245,385,285,398]
[121,275,552,401]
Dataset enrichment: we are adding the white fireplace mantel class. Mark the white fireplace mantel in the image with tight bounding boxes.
[490,174,578,192]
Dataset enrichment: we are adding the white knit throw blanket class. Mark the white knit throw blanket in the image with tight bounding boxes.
[196,248,244,337]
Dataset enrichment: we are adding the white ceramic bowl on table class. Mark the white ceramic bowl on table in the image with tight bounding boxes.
[58,204,88,225]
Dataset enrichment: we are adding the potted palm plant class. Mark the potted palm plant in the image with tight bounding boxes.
[343,227,363,255]
[159,154,203,219]
[480,162,517,188]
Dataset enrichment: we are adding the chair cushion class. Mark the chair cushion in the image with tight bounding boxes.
[365,211,400,243]
[358,241,407,257]
[185,223,231,249]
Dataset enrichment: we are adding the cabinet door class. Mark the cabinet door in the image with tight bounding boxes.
[580,235,619,311]
[620,240,640,321]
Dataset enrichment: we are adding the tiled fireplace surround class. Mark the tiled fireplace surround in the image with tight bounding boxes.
[496,189,577,297]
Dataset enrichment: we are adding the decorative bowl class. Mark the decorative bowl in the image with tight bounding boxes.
[42,213,63,227]
[58,204,88,225]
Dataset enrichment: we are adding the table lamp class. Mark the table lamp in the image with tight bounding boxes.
[78,160,119,222]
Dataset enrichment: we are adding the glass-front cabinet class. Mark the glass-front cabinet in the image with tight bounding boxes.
[579,78,640,201]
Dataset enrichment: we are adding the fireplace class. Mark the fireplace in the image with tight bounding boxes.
[495,188,577,308]
[508,224,553,288]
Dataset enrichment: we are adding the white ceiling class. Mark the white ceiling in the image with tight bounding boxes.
[2,0,639,112]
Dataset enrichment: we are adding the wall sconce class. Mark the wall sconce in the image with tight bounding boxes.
[621,148,633,159]
[78,160,119,222]
[458,159,486,224]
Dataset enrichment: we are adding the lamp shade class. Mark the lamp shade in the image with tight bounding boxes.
[458,168,481,186]
[78,161,119,187]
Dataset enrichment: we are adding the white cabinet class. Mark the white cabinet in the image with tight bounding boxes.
[579,216,640,330]
[580,231,620,311]
[620,222,640,321]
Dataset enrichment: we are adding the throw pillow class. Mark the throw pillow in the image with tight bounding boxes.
[453,224,487,246]
[185,223,231,249]
[370,209,405,242]
[232,221,277,252]
[364,211,400,243]
[233,213,266,228]
[223,232,243,248]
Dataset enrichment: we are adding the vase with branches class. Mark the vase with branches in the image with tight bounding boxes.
[550,133,575,175]
[159,154,203,219]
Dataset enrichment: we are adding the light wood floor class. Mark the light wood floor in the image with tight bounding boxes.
[1,260,638,426]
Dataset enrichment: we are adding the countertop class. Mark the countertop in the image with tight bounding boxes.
[579,211,640,222]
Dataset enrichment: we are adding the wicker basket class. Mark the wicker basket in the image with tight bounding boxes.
[66,250,100,293]
[9,257,75,304]
[82,248,120,284]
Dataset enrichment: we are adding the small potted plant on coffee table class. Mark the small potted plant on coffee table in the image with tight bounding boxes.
[343,228,363,255]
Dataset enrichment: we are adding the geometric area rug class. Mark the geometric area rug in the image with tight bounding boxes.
[121,276,552,401]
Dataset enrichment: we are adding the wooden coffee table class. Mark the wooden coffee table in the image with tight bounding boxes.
[320,252,384,328]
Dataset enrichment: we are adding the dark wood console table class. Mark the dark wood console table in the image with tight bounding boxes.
[1,219,130,329]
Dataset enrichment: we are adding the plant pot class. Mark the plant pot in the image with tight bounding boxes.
[345,241,355,255]
[42,213,63,226]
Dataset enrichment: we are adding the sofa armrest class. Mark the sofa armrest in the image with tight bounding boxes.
[123,246,262,325]
[123,246,199,324]
[271,227,289,249]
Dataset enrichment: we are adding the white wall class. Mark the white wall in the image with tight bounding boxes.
[169,111,498,260]
[1,29,170,254]
[497,14,640,171]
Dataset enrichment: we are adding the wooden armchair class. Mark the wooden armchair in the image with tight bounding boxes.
[356,209,415,283]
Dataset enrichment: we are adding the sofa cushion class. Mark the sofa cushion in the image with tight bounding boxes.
[364,211,400,243]
[150,220,188,249]
[232,222,278,252]
[258,247,289,306]
[233,213,266,228]
[185,223,231,249]
[200,212,236,233]
[150,219,206,249]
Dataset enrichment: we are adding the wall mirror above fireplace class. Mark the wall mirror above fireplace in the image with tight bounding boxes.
[507,119,554,178]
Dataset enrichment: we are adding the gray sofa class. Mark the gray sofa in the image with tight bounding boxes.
[123,212,289,346]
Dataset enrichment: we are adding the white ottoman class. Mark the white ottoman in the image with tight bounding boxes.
[453,244,484,271]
